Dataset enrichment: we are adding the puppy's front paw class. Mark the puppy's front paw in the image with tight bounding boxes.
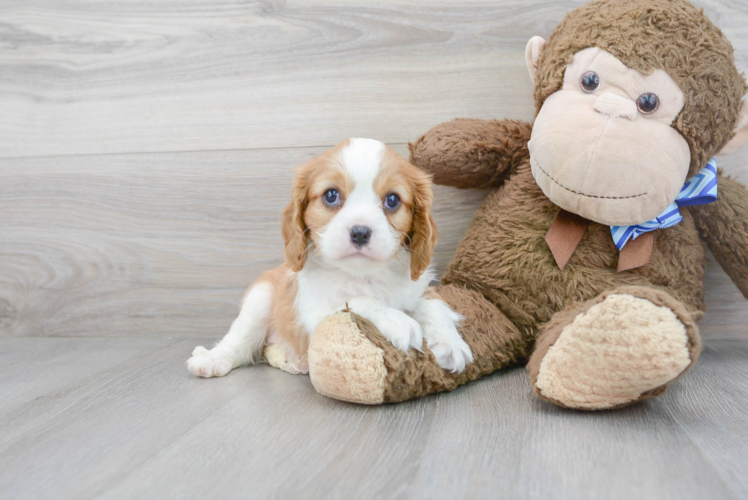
[425,326,473,373]
[187,346,233,378]
[345,297,423,353]
[370,309,424,353]
[429,337,473,373]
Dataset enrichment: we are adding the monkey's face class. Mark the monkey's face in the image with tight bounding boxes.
[529,48,690,226]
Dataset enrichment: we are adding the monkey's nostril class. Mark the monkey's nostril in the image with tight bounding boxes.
[350,225,372,247]
[593,92,638,120]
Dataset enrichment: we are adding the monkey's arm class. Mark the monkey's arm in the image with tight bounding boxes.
[691,172,748,299]
[409,118,532,189]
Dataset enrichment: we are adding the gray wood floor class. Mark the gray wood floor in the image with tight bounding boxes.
[1,337,747,500]
[1,1,748,499]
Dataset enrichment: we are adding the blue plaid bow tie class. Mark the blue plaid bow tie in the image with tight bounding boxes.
[611,158,718,250]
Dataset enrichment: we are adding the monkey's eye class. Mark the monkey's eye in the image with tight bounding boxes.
[580,71,600,93]
[636,93,660,114]
[323,188,342,207]
[383,193,401,211]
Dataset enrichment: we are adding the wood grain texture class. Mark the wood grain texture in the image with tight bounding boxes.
[0,145,487,337]
[2,145,745,339]
[0,336,745,500]
[1,0,746,157]
[659,340,748,499]
[2,1,748,498]
[1,0,747,339]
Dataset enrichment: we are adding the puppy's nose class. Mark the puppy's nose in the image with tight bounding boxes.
[350,225,372,247]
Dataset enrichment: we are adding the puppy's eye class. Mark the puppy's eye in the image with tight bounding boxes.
[581,71,600,93]
[636,93,660,114]
[323,189,341,207]
[383,193,401,211]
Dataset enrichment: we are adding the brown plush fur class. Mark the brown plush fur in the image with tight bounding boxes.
[534,0,748,176]
[441,155,709,337]
[408,119,532,189]
[351,284,530,403]
[307,0,748,410]
[691,172,748,298]
[330,0,746,408]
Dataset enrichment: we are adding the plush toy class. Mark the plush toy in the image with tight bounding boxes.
[305,0,748,410]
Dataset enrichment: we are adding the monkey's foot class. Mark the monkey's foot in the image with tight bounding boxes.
[307,284,528,404]
[528,286,701,410]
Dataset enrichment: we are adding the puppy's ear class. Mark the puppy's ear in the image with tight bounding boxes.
[282,169,310,272]
[409,169,438,281]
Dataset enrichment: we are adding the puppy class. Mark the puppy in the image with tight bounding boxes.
[187,138,473,378]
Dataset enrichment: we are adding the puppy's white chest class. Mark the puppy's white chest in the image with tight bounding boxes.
[295,264,424,335]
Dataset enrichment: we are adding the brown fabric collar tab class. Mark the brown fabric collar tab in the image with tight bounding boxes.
[616,232,654,272]
[545,210,653,272]
[545,210,590,271]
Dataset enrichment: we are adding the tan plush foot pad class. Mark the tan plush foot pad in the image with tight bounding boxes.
[308,312,388,404]
[307,311,444,404]
[530,287,700,410]
[309,284,530,405]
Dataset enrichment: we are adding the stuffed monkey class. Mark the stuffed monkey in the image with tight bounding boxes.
[306,0,748,410]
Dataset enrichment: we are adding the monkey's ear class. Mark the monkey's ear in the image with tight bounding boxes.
[719,101,748,156]
[525,36,546,84]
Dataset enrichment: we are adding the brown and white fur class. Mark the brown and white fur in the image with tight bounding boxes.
[187,138,473,378]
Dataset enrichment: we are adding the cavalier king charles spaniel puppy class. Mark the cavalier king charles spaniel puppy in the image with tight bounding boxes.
[187,138,473,378]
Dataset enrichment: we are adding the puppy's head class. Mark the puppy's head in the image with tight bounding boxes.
[282,138,438,280]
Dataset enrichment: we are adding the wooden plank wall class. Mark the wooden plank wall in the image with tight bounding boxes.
[1,0,747,338]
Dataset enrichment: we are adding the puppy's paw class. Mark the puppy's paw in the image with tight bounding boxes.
[345,297,423,353]
[425,325,473,373]
[263,344,309,375]
[187,346,233,378]
[371,309,424,353]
